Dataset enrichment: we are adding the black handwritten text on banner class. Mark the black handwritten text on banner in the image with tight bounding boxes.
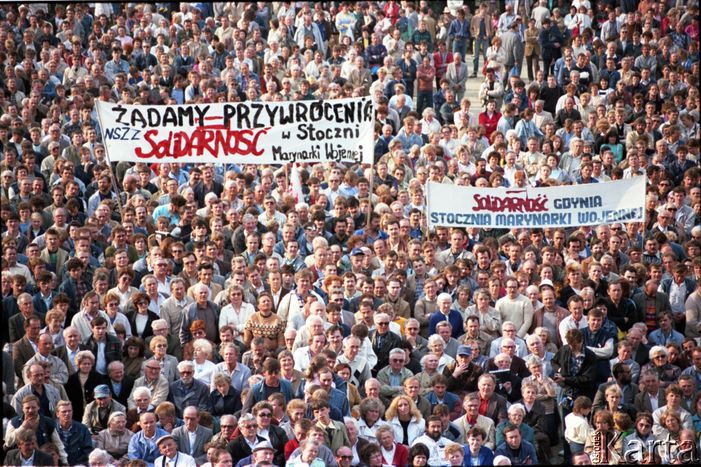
[96,97,375,164]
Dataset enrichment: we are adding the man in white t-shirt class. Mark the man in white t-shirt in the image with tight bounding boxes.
[411,416,452,466]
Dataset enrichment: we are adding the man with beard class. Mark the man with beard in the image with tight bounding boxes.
[593,363,638,411]
[411,415,452,465]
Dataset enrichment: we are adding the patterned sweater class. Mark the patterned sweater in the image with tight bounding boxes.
[244,312,286,351]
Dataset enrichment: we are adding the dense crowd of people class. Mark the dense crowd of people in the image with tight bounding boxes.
[1,1,700,466]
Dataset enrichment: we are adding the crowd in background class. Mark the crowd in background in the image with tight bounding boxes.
[0,1,700,466]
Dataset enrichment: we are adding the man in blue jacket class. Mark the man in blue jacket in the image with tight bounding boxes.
[539,18,563,78]
[495,423,538,465]
[127,411,169,467]
[463,426,495,466]
[56,400,93,466]
[242,358,295,412]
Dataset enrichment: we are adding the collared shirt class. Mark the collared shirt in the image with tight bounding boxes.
[67,346,80,371]
[96,341,107,374]
[211,362,251,394]
[187,430,196,455]
[668,281,687,313]
[112,380,122,397]
[388,369,403,387]
[479,397,489,417]
[19,452,35,466]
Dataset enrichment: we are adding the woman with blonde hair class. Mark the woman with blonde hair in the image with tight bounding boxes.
[385,394,425,446]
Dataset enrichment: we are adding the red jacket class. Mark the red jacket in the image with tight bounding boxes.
[383,442,410,467]
[433,50,454,80]
[479,111,502,142]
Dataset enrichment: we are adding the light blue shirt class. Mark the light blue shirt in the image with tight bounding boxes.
[128,427,169,467]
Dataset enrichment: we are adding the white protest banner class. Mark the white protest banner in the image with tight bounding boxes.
[426,177,646,229]
[95,96,375,164]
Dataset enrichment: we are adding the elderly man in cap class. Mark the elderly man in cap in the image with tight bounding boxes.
[82,384,127,435]
[444,344,484,396]
[236,440,277,467]
[153,433,196,467]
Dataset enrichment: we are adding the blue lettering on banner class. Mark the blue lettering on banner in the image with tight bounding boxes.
[578,207,643,224]
[553,196,603,209]
[430,212,492,225]
[104,127,142,141]
[495,213,571,226]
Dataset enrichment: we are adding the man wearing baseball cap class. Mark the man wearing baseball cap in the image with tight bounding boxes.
[82,384,126,434]
[154,433,197,467]
[444,344,484,396]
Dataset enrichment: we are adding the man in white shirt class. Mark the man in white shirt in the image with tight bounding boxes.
[412,415,452,466]
[559,296,588,346]
[154,434,196,467]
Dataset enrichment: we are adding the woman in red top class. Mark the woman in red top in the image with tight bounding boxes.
[479,100,502,143]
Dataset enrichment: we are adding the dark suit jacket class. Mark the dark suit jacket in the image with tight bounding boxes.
[267,424,289,467]
[634,388,666,414]
[227,434,265,461]
[551,345,598,399]
[485,355,531,379]
[125,309,160,340]
[12,336,37,379]
[632,343,651,368]
[469,391,508,426]
[107,375,135,408]
[521,399,547,434]
[54,344,79,375]
[2,295,19,344]
[271,287,291,314]
[80,334,123,368]
[172,424,213,465]
[5,448,55,466]
[64,370,107,421]
[369,329,403,374]
[631,291,671,318]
